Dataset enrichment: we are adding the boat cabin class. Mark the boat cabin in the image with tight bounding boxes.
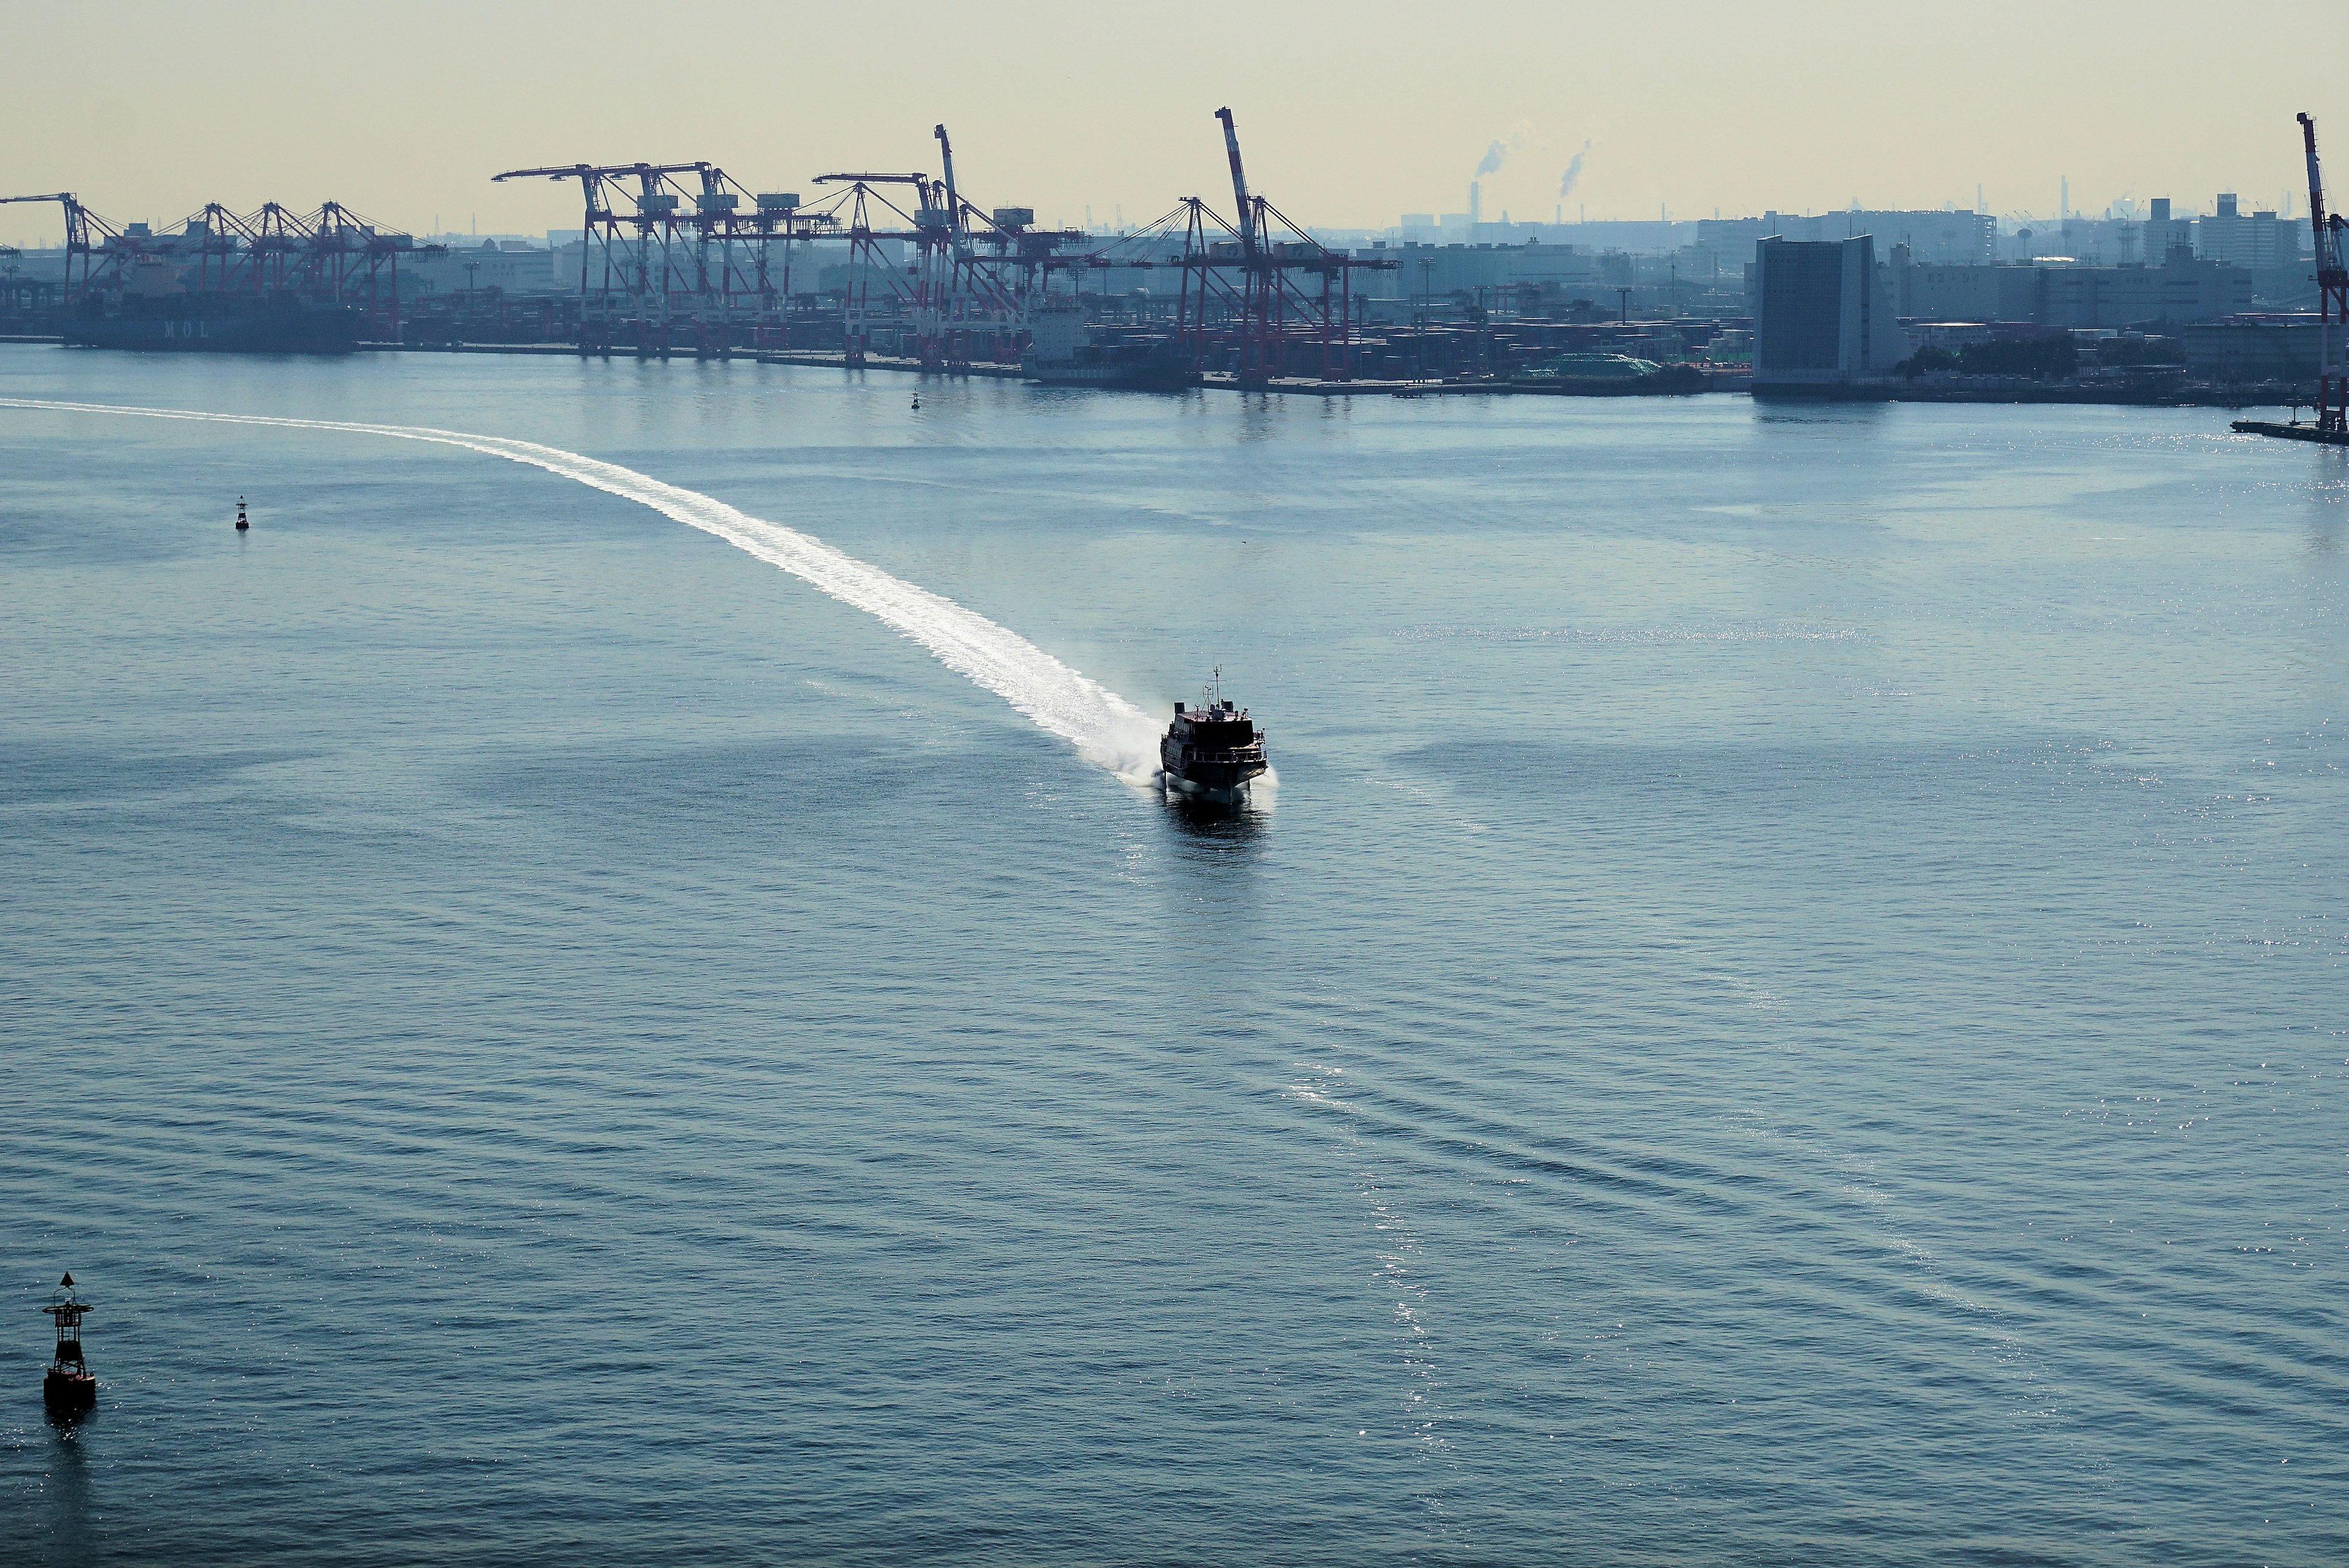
[1170,700,1256,751]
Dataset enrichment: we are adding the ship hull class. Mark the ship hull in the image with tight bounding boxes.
[1507,364,1708,396]
[64,308,360,355]
[1024,363,1197,391]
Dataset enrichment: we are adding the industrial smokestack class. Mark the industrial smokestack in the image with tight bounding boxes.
[1469,181,1481,227]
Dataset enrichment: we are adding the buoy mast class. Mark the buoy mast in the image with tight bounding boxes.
[40,1273,96,1416]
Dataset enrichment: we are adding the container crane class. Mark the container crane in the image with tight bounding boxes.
[815,136,1055,369]
[926,125,1063,366]
[1212,107,1274,380]
[810,170,943,365]
[1176,108,1397,383]
[2298,113,2347,437]
[0,193,123,299]
[2231,116,2349,443]
[493,160,751,353]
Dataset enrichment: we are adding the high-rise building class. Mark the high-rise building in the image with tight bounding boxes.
[2196,194,2287,270]
[2146,198,2192,262]
[1752,235,1910,389]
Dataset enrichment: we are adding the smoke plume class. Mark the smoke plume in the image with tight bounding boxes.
[1557,141,1592,199]
[1475,139,1508,178]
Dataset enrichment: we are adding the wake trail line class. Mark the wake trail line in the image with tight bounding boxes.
[2,396,1164,780]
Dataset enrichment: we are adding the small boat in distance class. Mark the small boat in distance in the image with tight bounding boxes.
[1161,673,1269,804]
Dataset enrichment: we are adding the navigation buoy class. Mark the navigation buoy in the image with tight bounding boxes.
[235,496,248,532]
[40,1273,95,1417]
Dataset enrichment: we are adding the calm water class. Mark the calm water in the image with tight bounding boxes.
[3,346,2345,1565]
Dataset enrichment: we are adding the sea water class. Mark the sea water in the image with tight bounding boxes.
[2,346,2343,1564]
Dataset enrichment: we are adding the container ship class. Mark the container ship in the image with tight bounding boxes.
[64,291,360,354]
[1509,352,1706,395]
[1022,299,1196,390]
[4,203,408,357]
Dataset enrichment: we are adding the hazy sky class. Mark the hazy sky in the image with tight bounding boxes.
[4,1,2345,246]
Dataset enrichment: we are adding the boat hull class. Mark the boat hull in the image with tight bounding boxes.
[1161,759,1267,804]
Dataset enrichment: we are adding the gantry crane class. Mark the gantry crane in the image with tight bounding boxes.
[492,162,707,352]
[809,130,1079,369]
[493,160,829,354]
[2298,114,2348,437]
[483,110,1390,372]
[1160,108,1393,382]
[0,193,126,300]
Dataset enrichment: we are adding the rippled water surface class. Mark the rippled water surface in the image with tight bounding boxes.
[3,346,2345,1565]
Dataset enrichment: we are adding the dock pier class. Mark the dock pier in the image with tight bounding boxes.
[2232,420,2349,445]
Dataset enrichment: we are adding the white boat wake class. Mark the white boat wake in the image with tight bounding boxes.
[1,396,1166,782]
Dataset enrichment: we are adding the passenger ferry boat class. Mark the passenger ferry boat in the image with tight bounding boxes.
[1160,675,1268,803]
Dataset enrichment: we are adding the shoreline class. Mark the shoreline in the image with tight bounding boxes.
[0,336,2317,409]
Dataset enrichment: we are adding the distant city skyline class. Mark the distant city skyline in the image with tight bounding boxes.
[2,0,2343,247]
[3,194,2307,257]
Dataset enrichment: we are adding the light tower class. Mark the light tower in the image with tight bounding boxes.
[40,1273,95,1416]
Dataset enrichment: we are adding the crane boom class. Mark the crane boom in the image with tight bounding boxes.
[2300,114,2340,279]
[1214,108,1255,258]
[0,192,89,240]
[0,192,109,281]
[934,125,965,259]
[490,162,707,183]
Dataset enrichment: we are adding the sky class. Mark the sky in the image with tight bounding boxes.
[4,0,2346,246]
